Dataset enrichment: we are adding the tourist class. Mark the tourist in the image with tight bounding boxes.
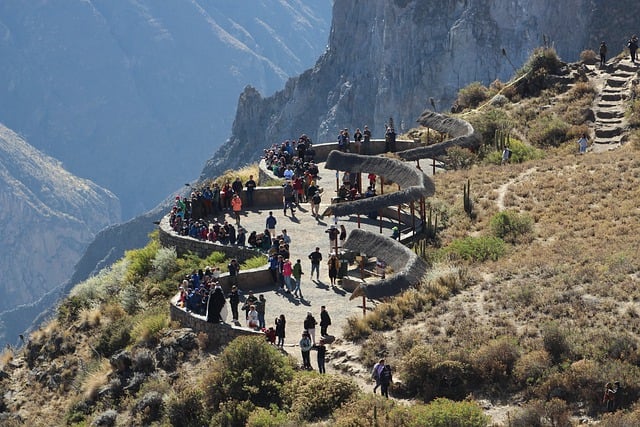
[275,314,286,348]
[308,247,323,281]
[292,259,304,298]
[300,331,313,370]
[303,311,317,345]
[319,305,332,337]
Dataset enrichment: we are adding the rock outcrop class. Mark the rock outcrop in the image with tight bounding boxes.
[201,0,640,179]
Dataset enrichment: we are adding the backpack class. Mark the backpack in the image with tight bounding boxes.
[507,149,512,159]
[380,366,392,384]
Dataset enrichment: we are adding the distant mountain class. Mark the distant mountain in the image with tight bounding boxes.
[0,0,332,219]
[202,0,638,178]
[0,123,119,344]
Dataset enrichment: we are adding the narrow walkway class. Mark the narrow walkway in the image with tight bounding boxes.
[586,57,637,152]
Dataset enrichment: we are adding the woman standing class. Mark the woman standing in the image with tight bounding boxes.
[275,314,286,348]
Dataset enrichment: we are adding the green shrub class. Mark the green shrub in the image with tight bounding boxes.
[131,308,169,346]
[210,399,255,427]
[400,345,443,399]
[202,336,294,410]
[456,82,489,110]
[283,372,359,422]
[151,246,178,281]
[332,393,398,427]
[471,338,520,383]
[444,236,506,262]
[57,295,91,324]
[513,350,552,386]
[483,138,544,165]
[342,315,373,342]
[240,254,269,270]
[541,322,572,362]
[490,210,534,244]
[516,47,563,98]
[406,398,489,427]
[359,332,389,370]
[95,318,133,357]
[246,407,289,427]
[124,239,160,283]
[528,114,570,147]
[166,389,207,427]
[445,146,478,170]
[467,107,511,145]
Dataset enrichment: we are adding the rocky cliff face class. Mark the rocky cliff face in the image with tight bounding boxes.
[201,0,638,178]
[0,1,331,218]
[0,123,119,343]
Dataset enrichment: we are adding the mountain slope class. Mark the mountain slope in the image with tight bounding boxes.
[0,123,120,343]
[0,0,332,218]
[201,0,639,179]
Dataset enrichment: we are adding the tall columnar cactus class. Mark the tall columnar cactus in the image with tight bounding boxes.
[494,128,510,151]
[463,179,473,218]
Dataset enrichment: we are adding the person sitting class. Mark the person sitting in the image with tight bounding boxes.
[264,327,276,344]
[337,184,349,201]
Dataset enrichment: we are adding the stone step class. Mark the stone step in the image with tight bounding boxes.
[616,63,638,73]
[595,127,623,138]
[606,78,628,87]
[601,93,623,101]
[596,110,624,119]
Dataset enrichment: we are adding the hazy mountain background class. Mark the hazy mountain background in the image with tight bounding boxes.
[0,0,332,346]
[0,0,332,219]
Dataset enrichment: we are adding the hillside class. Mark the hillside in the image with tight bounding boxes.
[2,49,640,425]
[0,124,120,345]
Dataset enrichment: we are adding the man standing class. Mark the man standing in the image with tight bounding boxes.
[379,364,393,398]
[227,259,240,285]
[231,193,242,226]
[257,294,266,328]
[308,247,323,280]
[363,125,372,154]
[292,259,304,299]
[628,35,638,63]
[319,306,332,337]
[245,175,256,207]
[599,41,607,68]
[326,225,339,253]
[232,177,244,200]
[228,285,240,323]
[206,285,226,323]
[300,331,313,370]
[372,359,385,394]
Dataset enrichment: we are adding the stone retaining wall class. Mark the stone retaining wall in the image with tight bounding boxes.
[169,303,262,348]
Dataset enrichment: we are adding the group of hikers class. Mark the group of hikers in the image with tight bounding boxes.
[599,35,638,68]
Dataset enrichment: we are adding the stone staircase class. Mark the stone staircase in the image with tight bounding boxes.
[587,59,638,152]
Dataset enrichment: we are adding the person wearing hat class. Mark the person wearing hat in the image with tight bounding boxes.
[303,312,318,345]
[299,331,313,370]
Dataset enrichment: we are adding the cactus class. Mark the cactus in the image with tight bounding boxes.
[494,127,510,151]
[463,179,473,218]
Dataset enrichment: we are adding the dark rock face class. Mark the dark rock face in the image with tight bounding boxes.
[201,0,640,179]
[0,1,332,219]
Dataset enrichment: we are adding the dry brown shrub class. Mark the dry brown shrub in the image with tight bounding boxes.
[513,350,552,386]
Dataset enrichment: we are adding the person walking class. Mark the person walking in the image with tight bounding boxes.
[326,225,339,253]
[319,305,332,337]
[266,211,277,237]
[599,41,607,68]
[227,258,240,285]
[275,314,286,348]
[292,259,304,298]
[300,331,313,370]
[379,364,393,398]
[308,247,323,280]
[282,259,293,293]
[372,359,385,394]
[303,312,318,345]
[310,190,321,219]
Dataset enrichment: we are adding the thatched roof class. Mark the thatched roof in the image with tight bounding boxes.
[344,228,427,299]
[398,110,481,161]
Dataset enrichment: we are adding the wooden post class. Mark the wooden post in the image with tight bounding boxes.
[380,176,384,195]
[335,171,339,193]
[362,295,366,317]
[379,212,383,234]
[410,201,415,237]
[357,213,361,228]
